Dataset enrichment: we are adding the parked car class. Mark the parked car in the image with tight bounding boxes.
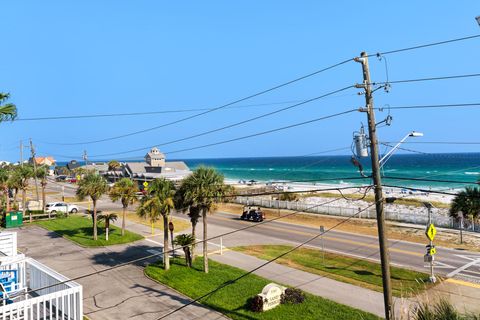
[55,175,67,182]
[45,202,79,214]
[240,206,265,222]
[65,177,77,183]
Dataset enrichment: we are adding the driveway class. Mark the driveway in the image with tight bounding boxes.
[15,225,227,320]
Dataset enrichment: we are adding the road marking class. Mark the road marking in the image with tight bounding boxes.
[432,261,456,269]
[145,238,163,246]
[446,257,480,278]
[246,221,425,257]
[147,249,161,255]
[445,278,480,289]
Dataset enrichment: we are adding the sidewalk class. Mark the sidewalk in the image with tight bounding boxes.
[211,250,408,318]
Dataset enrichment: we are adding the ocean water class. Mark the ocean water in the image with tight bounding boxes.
[60,153,480,190]
[181,153,480,190]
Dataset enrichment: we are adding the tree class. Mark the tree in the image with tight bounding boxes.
[98,212,118,241]
[35,166,49,215]
[173,234,195,267]
[279,192,299,202]
[109,178,138,236]
[180,167,229,273]
[0,167,11,212]
[76,173,108,240]
[140,178,176,270]
[0,93,17,123]
[450,186,480,223]
[108,160,121,171]
[175,181,201,258]
[11,165,34,221]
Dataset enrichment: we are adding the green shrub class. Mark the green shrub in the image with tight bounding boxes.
[281,288,305,305]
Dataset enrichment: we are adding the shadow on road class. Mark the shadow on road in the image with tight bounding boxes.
[91,244,161,267]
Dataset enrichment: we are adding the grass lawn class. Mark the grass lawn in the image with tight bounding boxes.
[35,215,143,247]
[233,245,433,297]
[145,258,380,320]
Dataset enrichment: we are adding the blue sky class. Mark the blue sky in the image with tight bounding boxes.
[1,1,479,162]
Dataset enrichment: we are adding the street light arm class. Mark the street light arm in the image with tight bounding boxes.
[379,131,423,169]
[379,133,411,168]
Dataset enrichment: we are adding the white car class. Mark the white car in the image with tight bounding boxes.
[45,202,79,214]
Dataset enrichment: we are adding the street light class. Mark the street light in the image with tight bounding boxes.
[379,131,424,169]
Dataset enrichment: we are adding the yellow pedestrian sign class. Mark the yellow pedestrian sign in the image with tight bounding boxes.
[143,181,149,188]
[430,246,436,255]
[425,224,436,241]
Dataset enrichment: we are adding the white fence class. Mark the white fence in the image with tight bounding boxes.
[235,197,477,231]
[0,233,17,257]
[0,257,83,320]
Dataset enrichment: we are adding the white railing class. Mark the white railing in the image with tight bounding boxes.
[235,197,463,230]
[0,258,83,320]
[0,232,17,257]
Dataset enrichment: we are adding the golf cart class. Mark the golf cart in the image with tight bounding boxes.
[240,206,265,222]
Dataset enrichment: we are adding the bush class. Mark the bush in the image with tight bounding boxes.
[281,288,305,305]
[248,295,264,312]
[55,211,67,219]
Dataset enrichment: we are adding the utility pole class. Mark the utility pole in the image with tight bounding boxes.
[30,139,40,201]
[354,52,393,320]
[20,140,23,166]
[83,150,88,167]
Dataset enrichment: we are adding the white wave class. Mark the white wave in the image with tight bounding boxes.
[465,172,480,175]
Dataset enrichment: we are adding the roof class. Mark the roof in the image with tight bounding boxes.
[164,161,189,171]
[67,160,81,170]
[32,156,56,166]
[82,163,109,172]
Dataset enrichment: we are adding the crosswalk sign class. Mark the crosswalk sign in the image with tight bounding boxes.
[425,224,436,241]
[143,181,149,188]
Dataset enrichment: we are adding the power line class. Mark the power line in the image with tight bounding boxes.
[383,141,480,145]
[372,72,480,85]
[137,109,358,157]
[74,86,353,154]
[41,60,352,145]
[10,186,368,300]
[14,100,310,121]
[156,199,378,319]
[379,102,480,110]
[375,34,480,56]
[383,176,479,185]
[379,142,429,155]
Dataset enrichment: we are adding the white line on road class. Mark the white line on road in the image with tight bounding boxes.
[446,257,480,278]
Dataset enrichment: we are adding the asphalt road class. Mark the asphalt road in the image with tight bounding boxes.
[46,179,480,283]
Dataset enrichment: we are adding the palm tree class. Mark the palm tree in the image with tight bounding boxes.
[108,160,121,171]
[109,178,138,236]
[0,167,10,212]
[173,234,195,267]
[35,166,49,215]
[450,186,480,223]
[11,165,34,221]
[0,93,17,123]
[76,173,108,240]
[98,212,118,241]
[145,178,176,270]
[175,181,201,258]
[180,167,229,273]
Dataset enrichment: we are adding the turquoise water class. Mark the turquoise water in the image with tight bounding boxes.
[180,153,480,189]
[60,153,480,189]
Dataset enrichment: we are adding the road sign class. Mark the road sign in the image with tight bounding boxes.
[143,181,149,187]
[430,247,436,255]
[76,175,81,180]
[425,223,436,241]
[426,244,436,255]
